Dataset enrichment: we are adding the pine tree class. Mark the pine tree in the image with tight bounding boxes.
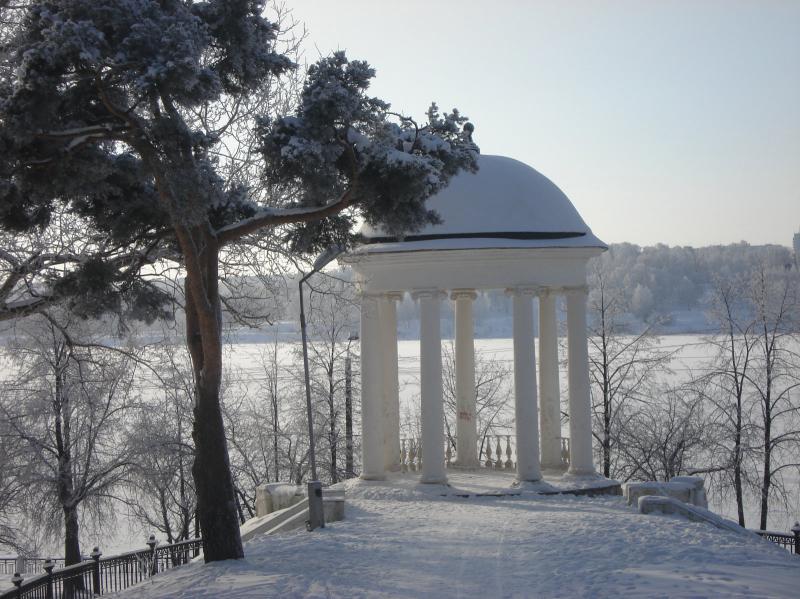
[0,1,476,561]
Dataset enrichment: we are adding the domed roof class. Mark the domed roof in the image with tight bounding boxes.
[359,154,605,252]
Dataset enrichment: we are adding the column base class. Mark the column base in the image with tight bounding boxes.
[515,474,543,483]
[450,460,480,470]
[360,473,387,481]
[420,475,448,484]
[565,467,599,478]
[541,464,568,475]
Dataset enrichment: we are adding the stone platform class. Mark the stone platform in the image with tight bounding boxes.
[343,469,621,499]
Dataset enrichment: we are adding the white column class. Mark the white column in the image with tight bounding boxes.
[452,289,478,468]
[566,286,596,476]
[538,289,563,471]
[510,288,542,482]
[359,293,385,480]
[413,289,447,484]
[380,292,402,471]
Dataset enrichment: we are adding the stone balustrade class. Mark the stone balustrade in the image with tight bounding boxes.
[399,435,571,473]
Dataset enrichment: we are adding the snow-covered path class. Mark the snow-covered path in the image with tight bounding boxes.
[117,479,800,598]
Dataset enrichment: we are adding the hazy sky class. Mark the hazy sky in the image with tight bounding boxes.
[289,0,799,248]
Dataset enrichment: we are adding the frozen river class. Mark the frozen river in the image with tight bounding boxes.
[226,334,799,532]
[2,334,798,558]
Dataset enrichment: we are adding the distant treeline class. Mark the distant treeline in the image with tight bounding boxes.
[400,242,796,336]
[128,242,798,342]
[596,242,794,314]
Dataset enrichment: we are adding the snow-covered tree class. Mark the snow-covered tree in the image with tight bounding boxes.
[302,274,359,484]
[0,1,476,560]
[125,343,198,546]
[0,416,27,553]
[630,283,655,320]
[0,313,138,569]
[586,257,674,478]
[617,386,708,482]
[441,341,513,459]
[745,265,800,529]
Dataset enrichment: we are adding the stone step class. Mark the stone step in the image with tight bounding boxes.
[241,498,310,542]
[240,490,346,542]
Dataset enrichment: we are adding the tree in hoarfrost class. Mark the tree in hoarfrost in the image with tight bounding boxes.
[0,1,477,560]
[586,255,674,478]
[0,313,138,569]
[125,343,199,546]
[302,273,360,484]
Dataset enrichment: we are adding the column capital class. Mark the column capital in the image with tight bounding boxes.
[450,288,478,301]
[563,285,589,296]
[536,287,559,299]
[411,288,446,301]
[358,290,384,300]
[505,286,540,298]
[382,291,404,302]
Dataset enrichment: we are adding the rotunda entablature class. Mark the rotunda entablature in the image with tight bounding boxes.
[342,153,606,294]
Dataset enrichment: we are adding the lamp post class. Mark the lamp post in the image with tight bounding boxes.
[299,245,344,530]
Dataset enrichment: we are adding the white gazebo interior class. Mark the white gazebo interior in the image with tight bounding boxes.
[344,152,607,485]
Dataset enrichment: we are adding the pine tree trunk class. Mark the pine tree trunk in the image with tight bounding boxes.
[191,347,243,560]
[182,226,243,562]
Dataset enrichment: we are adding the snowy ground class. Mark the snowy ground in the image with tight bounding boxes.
[116,473,800,599]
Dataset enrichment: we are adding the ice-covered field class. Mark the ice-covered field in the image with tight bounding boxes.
[115,475,800,598]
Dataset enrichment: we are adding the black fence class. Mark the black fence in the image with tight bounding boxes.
[753,522,800,556]
[0,560,66,577]
[1,537,202,598]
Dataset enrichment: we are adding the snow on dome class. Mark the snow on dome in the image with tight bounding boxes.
[359,154,605,252]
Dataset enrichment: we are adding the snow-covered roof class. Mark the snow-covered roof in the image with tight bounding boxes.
[359,154,606,253]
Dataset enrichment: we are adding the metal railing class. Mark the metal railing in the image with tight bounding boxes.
[1,536,202,598]
[753,523,800,556]
[0,560,65,578]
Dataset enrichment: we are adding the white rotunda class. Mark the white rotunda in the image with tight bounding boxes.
[343,153,606,485]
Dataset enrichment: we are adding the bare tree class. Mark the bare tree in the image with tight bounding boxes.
[615,385,708,482]
[746,265,800,529]
[259,334,286,484]
[125,343,197,545]
[441,341,513,459]
[586,257,674,478]
[303,274,359,484]
[0,314,138,567]
[0,417,26,553]
[223,366,285,522]
[699,274,760,526]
